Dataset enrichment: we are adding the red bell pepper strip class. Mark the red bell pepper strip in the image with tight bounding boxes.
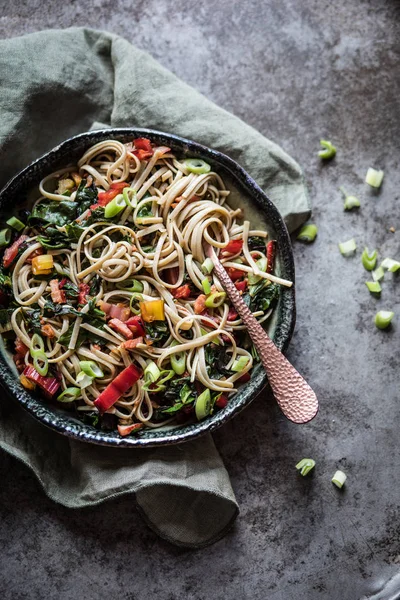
[133,138,153,152]
[94,363,142,414]
[234,280,247,293]
[237,372,251,384]
[222,240,243,255]
[3,234,28,269]
[215,394,228,409]
[125,316,146,337]
[226,267,245,281]
[118,423,144,437]
[22,366,60,398]
[266,240,276,274]
[173,284,191,299]
[78,283,90,305]
[93,182,129,208]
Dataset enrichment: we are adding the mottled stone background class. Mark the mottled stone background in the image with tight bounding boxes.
[1,1,400,599]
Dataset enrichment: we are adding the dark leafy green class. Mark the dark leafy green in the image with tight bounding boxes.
[23,309,43,336]
[29,199,78,227]
[58,300,106,348]
[248,236,267,252]
[42,301,81,318]
[75,179,98,211]
[243,282,279,312]
[205,343,231,380]
[63,281,79,303]
[163,376,197,413]
[0,308,14,325]
[144,320,169,344]
[65,222,86,240]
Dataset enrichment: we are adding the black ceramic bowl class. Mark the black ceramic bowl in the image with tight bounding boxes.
[0,129,295,447]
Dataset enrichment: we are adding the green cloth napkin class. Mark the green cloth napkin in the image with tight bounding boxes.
[0,28,310,548]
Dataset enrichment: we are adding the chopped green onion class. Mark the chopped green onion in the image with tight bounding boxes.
[340,187,360,211]
[182,158,211,175]
[30,333,45,358]
[205,292,226,308]
[144,360,161,384]
[380,258,400,273]
[365,281,381,294]
[79,360,104,379]
[365,168,384,188]
[201,258,214,274]
[202,278,211,295]
[122,187,137,208]
[332,470,347,489]
[0,228,11,247]
[170,342,186,375]
[231,356,249,372]
[374,310,394,330]
[195,388,211,420]
[200,327,220,344]
[76,371,93,389]
[318,140,336,160]
[339,239,357,256]
[117,279,144,293]
[129,293,144,315]
[6,216,25,231]
[297,224,318,243]
[372,266,385,282]
[57,387,81,403]
[361,247,377,271]
[104,194,126,218]
[33,353,48,376]
[295,458,316,476]
[248,257,267,286]
[158,370,175,385]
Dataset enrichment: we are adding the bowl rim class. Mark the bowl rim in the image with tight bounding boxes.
[0,128,296,447]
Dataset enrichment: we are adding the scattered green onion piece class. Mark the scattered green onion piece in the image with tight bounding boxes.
[76,371,93,389]
[295,458,316,477]
[104,194,126,218]
[372,266,385,282]
[332,470,347,489]
[365,281,381,294]
[297,224,318,243]
[340,187,360,211]
[339,239,357,256]
[170,341,186,375]
[158,370,175,385]
[122,187,137,208]
[201,258,214,275]
[374,310,394,330]
[79,360,104,379]
[365,168,384,188]
[57,387,81,403]
[318,140,336,160]
[380,258,400,273]
[195,388,211,420]
[33,353,49,376]
[0,228,11,247]
[129,293,144,315]
[182,158,211,175]
[202,278,211,295]
[361,247,378,271]
[6,216,25,231]
[248,257,267,286]
[117,279,144,293]
[200,327,220,344]
[30,333,45,358]
[144,360,161,383]
[205,292,226,308]
[231,356,249,372]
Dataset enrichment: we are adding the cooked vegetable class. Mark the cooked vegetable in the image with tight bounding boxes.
[223,240,243,255]
[266,240,276,273]
[116,279,144,293]
[76,371,93,389]
[231,356,249,372]
[104,194,126,218]
[374,311,394,329]
[339,239,357,256]
[94,363,142,414]
[3,234,28,267]
[365,168,384,188]
[182,158,211,174]
[295,458,316,476]
[361,247,377,271]
[0,229,11,248]
[22,366,60,397]
[57,387,81,403]
[201,258,214,274]
[205,292,226,308]
[248,257,267,286]
[201,278,211,295]
[170,341,186,375]
[32,254,54,275]
[318,140,336,160]
[297,224,318,243]
[6,216,25,231]
[139,299,165,322]
[79,361,104,379]
[332,470,347,489]
[195,388,211,420]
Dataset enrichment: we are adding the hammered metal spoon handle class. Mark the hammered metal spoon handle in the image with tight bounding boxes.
[207,247,318,424]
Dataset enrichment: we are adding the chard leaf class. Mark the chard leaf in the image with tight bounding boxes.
[29,199,78,226]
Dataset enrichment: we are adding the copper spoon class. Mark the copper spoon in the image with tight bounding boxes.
[206,246,318,424]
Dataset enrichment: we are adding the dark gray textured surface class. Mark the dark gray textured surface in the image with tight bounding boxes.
[1,2,399,599]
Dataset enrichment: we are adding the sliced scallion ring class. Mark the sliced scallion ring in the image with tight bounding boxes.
[339,239,357,256]
[295,458,316,476]
[205,292,226,308]
[195,388,211,420]
[33,353,49,376]
[130,293,144,315]
[30,333,45,358]
[318,139,336,160]
[332,470,347,488]
[201,258,214,274]
[365,168,384,188]
[248,257,267,285]
[122,187,137,208]
[57,387,81,403]
[79,360,104,379]
[0,228,11,247]
[6,216,25,231]
[380,258,400,273]
[231,356,249,372]
[340,187,360,211]
[374,310,394,330]
[76,371,93,389]
[170,341,186,375]
[201,278,211,295]
[372,266,385,282]
[104,194,126,218]
[297,224,318,243]
[117,279,144,293]
[365,281,381,294]
[361,247,377,271]
[182,158,211,175]
[144,360,161,383]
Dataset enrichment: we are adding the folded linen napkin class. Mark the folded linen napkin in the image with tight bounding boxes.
[0,27,310,548]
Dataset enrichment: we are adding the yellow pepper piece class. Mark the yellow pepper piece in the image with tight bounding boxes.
[139,299,165,322]
[20,374,36,390]
[32,254,54,275]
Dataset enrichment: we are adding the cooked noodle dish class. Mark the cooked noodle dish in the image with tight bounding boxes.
[0,137,292,437]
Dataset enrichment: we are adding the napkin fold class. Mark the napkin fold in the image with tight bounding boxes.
[0,27,310,547]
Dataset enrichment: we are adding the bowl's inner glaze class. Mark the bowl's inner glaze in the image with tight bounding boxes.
[0,129,295,447]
